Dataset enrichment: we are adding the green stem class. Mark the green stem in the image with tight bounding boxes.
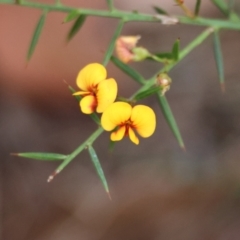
[2,0,240,29]
[179,16,240,30]
[102,19,124,66]
[48,127,104,181]
[3,0,158,22]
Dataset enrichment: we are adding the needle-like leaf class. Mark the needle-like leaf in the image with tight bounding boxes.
[67,14,86,41]
[157,93,185,150]
[194,0,201,16]
[88,145,111,198]
[11,152,67,161]
[111,56,145,84]
[213,30,225,92]
[27,10,47,61]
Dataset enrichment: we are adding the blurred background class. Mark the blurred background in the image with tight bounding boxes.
[1,0,240,239]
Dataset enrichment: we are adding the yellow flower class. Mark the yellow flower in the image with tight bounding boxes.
[73,63,117,114]
[101,102,156,145]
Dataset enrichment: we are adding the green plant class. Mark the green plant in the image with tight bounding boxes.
[4,0,240,197]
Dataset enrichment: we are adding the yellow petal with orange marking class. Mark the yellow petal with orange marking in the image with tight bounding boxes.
[96,78,117,113]
[76,63,107,91]
[111,125,126,141]
[80,95,96,114]
[128,127,139,145]
[130,105,156,137]
[101,102,132,131]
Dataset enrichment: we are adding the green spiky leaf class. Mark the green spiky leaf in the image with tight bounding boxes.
[171,38,180,61]
[106,0,114,11]
[157,93,185,149]
[102,20,124,66]
[134,86,161,101]
[211,0,229,15]
[88,145,110,197]
[194,0,201,16]
[153,6,168,15]
[27,10,47,61]
[111,56,145,84]
[67,14,86,41]
[213,30,225,91]
[12,152,67,161]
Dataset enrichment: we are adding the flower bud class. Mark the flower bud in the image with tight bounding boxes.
[132,47,151,62]
[115,35,141,63]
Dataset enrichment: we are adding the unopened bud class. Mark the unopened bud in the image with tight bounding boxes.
[132,47,151,62]
[115,35,141,63]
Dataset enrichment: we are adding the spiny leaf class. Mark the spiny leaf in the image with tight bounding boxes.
[63,10,80,23]
[67,14,86,41]
[106,0,114,11]
[194,0,201,16]
[11,152,67,161]
[111,56,145,84]
[211,0,229,16]
[134,86,161,101]
[157,93,185,149]
[102,20,124,66]
[153,6,168,15]
[228,0,240,22]
[27,10,47,61]
[171,38,180,61]
[88,145,110,198]
[213,30,225,92]
[47,127,104,182]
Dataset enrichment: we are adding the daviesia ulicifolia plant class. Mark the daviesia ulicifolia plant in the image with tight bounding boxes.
[4,0,240,196]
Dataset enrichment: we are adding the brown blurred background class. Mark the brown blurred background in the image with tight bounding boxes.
[1,0,240,239]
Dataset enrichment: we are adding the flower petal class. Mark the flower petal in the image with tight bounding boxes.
[96,78,117,113]
[80,95,96,114]
[111,125,126,141]
[128,127,139,145]
[101,102,132,131]
[130,105,156,137]
[76,63,107,91]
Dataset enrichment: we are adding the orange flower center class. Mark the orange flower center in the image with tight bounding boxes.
[120,120,136,136]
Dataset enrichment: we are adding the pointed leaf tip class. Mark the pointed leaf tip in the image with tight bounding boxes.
[153,6,168,15]
[157,93,185,149]
[47,170,59,182]
[88,145,110,196]
[11,152,67,161]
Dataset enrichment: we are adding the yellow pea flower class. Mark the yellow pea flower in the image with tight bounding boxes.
[101,102,156,145]
[73,63,117,114]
